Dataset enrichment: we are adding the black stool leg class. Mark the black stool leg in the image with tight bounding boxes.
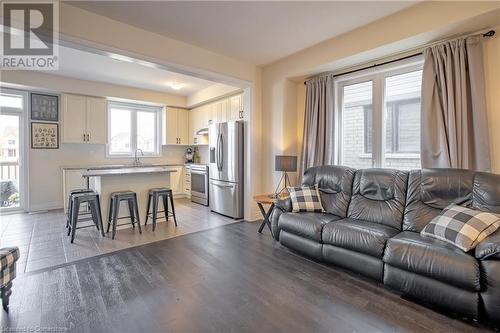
[163,194,169,221]
[1,282,12,311]
[127,198,136,228]
[95,195,105,237]
[152,193,158,232]
[169,192,177,227]
[145,193,151,226]
[112,198,119,240]
[107,197,113,233]
[66,194,72,229]
[133,194,142,234]
[89,199,99,231]
[71,198,80,243]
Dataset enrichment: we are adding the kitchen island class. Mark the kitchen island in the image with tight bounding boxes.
[82,166,177,228]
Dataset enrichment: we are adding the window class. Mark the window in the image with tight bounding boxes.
[107,101,162,157]
[339,62,423,170]
[341,81,373,168]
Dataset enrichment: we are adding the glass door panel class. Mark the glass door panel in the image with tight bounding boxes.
[0,114,21,209]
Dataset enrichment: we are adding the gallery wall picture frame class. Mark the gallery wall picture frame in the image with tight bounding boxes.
[31,93,59,121]
[31,122,59,149]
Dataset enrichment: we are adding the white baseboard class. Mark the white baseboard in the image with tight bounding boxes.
[29,201,63,212]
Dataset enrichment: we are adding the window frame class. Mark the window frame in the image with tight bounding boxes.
[106,101,162,158]
[336,58,423,168]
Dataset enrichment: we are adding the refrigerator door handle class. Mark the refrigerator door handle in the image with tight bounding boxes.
[216,132,221,171]
[219,133,224,171]
[211,182,233,188]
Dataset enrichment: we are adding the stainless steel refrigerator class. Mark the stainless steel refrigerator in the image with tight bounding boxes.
[209,121,244,219]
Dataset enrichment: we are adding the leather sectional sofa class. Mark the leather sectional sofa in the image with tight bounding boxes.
[271,166,500,323]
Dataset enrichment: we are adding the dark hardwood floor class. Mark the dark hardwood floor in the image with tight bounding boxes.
[1,221,497,333]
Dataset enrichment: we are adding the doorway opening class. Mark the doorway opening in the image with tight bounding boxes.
[0,88,27,212]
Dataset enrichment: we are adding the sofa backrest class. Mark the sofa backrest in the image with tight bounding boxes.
[472,172,500,214]
[302,165,355,218]
[347,168,408,230]
[403,168,475,232]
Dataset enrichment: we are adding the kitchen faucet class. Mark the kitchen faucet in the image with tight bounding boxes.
[133,149,144,166]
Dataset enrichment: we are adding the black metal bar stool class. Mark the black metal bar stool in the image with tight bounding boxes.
[107,191,142,240]
[69,192,105,243]
[145,187,177,231]
[66,188,94,230]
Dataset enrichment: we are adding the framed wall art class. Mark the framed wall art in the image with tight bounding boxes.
[31,122,59,149]
[31,93,59,121]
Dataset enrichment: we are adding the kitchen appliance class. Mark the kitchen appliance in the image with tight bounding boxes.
[185,148,194,163]
[190,164,209,206]
[209,121,244,219]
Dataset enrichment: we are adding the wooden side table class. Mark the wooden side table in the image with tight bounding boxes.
[253,194,288,236]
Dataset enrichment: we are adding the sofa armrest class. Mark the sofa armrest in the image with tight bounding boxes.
[270,198,292,241]
[275,198,292,212]
[475,230,500,260]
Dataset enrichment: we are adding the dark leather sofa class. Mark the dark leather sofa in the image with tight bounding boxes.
[271,166,500,323]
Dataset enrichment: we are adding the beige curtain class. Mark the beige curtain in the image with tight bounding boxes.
[300,75,335,179]
[421,36,491,171]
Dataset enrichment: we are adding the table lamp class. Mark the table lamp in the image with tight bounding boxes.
[273,155,297,197]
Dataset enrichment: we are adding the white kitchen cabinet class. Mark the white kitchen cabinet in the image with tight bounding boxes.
[229,94,244,120]
[62,93,107,144]
[168,166,184,196]
[165,107,189,145]
[187,93,243,145]
[85,97,107,144]
[62,94,86,143]
[184,165,191,197]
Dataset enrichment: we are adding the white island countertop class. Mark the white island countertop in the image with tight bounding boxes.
[82,166,178,177]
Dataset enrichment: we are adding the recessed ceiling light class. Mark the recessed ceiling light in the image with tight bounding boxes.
[165,82,187,90]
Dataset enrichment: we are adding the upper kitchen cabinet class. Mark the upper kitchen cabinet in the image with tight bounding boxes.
[165,107,189,145]
[229,94,244,121]
[62,93,107,144]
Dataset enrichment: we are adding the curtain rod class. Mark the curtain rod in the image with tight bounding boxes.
[304,29,495,85]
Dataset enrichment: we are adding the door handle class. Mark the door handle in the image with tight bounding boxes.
[216,133,221,171]
[218,134,224,171]
[212,183,233,188]
[83,133,86,142]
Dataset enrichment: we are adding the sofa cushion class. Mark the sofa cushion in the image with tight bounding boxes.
[404,169,475,232]
[302,165,356,218]
[278,212,341,241]
[383,231,481,291]
[347,169,408,230]
[472,172,500,214]
[322,218,399,258]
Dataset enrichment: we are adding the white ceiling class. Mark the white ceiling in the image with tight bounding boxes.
[69,1,418,65]
[57,46,224,95]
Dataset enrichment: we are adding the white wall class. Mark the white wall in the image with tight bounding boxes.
[187,83,241,108]
[58,3,263,220]
[2,71,187,107]
[261,2,500,193]
[1,71,193,211]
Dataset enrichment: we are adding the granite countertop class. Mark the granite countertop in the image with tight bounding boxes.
[81,166,178,177]
[62,163,185,170]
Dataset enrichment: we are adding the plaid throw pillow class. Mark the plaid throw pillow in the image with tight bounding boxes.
[421,204,500,252]
[288,186,324,213]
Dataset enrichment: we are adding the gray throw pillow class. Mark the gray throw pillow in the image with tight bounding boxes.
[421,204,500,252]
